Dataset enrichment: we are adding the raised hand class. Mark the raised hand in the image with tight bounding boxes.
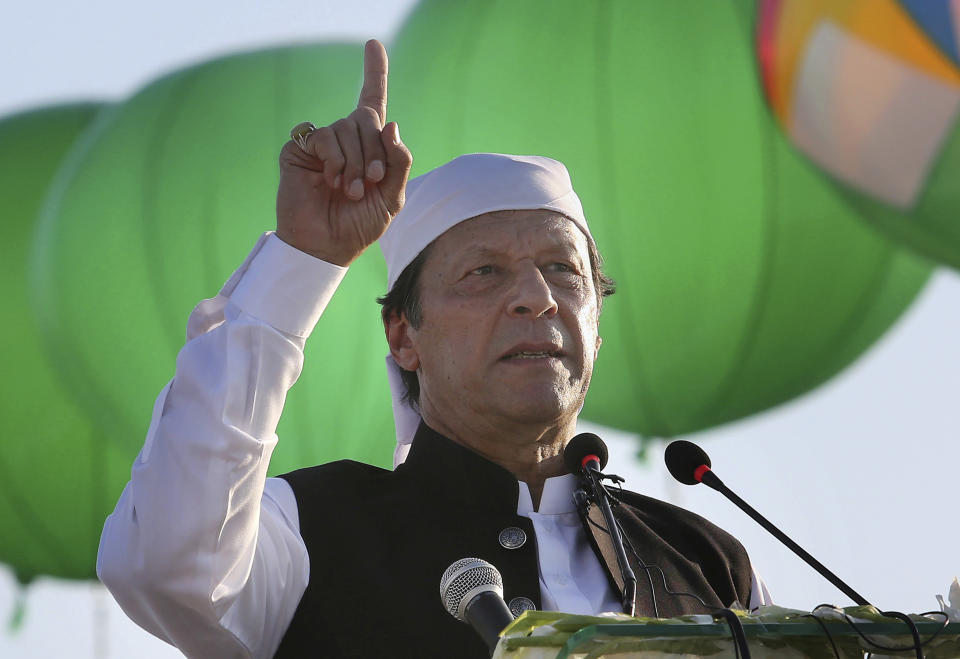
[276,39,412,266]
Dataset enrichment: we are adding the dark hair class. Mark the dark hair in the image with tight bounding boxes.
[377,239,616,407]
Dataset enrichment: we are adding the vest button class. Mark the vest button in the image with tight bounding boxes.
[498,526,527,549]
[508,596,537,617]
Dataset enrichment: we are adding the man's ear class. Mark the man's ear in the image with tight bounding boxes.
[385,310,420,371]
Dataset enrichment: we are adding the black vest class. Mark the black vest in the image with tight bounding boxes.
[276,424,752,658]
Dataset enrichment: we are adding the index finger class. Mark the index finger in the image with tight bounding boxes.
[358,39,388,126]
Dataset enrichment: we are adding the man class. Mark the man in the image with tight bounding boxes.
[98,40,768,658]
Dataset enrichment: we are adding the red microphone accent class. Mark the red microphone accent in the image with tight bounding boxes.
[581,454,601,468]
[693,464,711,483]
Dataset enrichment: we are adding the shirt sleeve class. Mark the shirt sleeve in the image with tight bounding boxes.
[96,232,346,659]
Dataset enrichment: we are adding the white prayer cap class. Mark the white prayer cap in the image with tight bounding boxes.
[380,153,592,290]
[379,153,593,467]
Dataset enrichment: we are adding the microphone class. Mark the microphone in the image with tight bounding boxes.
[664,440,872,607]
[563,432,609,473]
[440,558,514,655]
[563,433,637,616]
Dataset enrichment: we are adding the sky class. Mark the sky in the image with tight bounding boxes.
[2,1,959,657]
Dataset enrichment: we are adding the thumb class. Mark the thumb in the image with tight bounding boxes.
[379,122,412,216]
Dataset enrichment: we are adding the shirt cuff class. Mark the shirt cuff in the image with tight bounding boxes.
[229,233,348,338]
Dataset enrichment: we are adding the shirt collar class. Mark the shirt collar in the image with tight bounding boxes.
[516,474,579,515]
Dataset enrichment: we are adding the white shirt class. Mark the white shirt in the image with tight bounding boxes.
[97,233,770,659]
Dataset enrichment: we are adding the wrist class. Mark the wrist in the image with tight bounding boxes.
[274,228,359,267]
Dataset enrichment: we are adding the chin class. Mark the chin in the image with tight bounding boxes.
[499,391,582,426]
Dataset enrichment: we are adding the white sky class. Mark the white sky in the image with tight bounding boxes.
[2,1,958,657]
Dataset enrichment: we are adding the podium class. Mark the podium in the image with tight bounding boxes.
[493,608,960,658]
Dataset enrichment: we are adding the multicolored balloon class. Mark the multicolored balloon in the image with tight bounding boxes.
[0,104,132,582]
[390,0,932,438]
[758,0,960,269]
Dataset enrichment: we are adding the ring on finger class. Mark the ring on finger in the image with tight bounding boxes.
[290,122,317,152]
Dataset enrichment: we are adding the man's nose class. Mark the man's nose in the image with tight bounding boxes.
[507,265,559,318]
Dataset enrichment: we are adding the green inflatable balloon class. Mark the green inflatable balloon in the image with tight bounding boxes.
[389,0,932,437]
[32,45,395,476]
[0,103,131,582]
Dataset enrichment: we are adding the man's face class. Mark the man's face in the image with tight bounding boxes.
[402,210,601,429]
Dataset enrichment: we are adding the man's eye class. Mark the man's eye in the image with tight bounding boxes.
[547,262,574,273]
[470,265,494,276]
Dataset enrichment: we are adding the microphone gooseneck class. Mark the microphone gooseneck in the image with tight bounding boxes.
[440,558,514,655]
[663,440,873,607]
[564,433,637,616]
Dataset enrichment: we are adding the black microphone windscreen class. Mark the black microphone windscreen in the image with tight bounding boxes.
[664,440,712,485]
[563,433,609,473]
